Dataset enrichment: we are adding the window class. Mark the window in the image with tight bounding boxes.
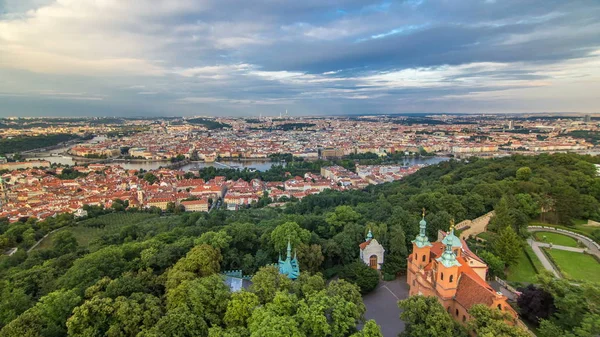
[449,275,454,283]
[462,315,466,322]
[447,307,450,313]
[455,309,459,317]
[441,272,444,280]
[497,304,502,310]
[412,280,416,286]
[414,253,417,260]
[422,255,426,262]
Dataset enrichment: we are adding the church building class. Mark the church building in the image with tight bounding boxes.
[278,240,300,279]
[407,212,518,326]
[359,229,385,270]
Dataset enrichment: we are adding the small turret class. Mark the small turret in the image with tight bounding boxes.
[437,222,462,268]
[412,208,432,248]
[366,229,373,241]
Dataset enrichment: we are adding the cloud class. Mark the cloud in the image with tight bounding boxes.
[0,0,599,116]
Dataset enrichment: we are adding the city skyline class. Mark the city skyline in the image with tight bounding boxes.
[1,0,599,117]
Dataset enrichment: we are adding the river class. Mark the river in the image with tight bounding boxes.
[29,155,448,172]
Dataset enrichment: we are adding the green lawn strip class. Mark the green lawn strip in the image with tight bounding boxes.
[529,222,598,244]
[523,244,544,273]
[506,248,538,283]
[542,248,600,281]
[533,231,579,247]
[34,212,159,251]
[476,232,496,241]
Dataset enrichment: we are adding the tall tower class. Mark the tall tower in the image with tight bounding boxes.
[408,209,432,294]
[435,223,462,300]
[137,189,145,206]
[0,177,8,206]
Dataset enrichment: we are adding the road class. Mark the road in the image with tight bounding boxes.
[527,239,561,278]
[362,277,409,337]
[528,226,600,258]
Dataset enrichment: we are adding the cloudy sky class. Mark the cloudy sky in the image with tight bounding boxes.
[0,0,599,117]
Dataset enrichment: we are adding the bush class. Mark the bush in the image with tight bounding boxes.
[338,261,380,294]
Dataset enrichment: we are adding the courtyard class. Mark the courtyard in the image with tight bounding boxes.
[362,276,409,337]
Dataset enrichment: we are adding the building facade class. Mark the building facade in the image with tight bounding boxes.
[407,214,517,327]
[359,229,385,270]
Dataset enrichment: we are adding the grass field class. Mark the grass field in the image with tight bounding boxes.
[533,231,580,247]
[476,232,496,242]
[35,213,159,251]
[506,246,542,283]
[544,248,600,281]
[530,221,598,243]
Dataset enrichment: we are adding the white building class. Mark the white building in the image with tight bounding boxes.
[359,230,385,270]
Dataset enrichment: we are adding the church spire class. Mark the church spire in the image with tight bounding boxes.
[437,220,461,267]
[412,208,432,248]
[366,228,373,241]
[286,239,292,260]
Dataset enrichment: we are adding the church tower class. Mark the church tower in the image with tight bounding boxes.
[411,209,432,270]
[0,177,8,206]
[408,209,432,294]
[278,240,300,279]
[435,223,462,299]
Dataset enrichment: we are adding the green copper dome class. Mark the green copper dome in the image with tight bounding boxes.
[412,212,432,248]
[442,228,462,248]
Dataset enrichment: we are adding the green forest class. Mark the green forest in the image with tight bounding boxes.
[1,153,600,336]
[0,134,79,156]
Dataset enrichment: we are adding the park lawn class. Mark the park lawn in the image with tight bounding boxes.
[506,248,539,283]
[530,221,598,242]
[476,232,496,242]
[35,212,159,251]
[533,231,580,247]
[545,249,600,281]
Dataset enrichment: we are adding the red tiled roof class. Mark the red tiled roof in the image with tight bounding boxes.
[454,272,496,311]
[359,239,372,250]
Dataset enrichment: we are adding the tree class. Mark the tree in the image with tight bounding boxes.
[338,261,380,294]
[351,320,383,337]
[295,288,364,337]
[51,230,78,256]
[166,275,231,327]
[166,244,222,290]
[248,310,305,337]
[326,206,361,231]
[398,296,466,337]
[468,304,530,337]
[224,291,260,328]
[196,231,232,250]
[493,226,522,267]
[478,251,505,279]
[516,167,532,181]
[250,266,292,304]
[143,173,158,185]
[517,284,555,325]
[140,306,208,337]
[67,293,162,337]
[488,196,514,233]
[270,222,311,253]
[0,289,81,337]
[296,244,324,274]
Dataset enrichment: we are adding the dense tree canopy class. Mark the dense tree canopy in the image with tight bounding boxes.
[1,153,600,335]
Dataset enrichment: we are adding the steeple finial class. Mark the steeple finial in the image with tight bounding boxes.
[286,239,292,259]
[366,228,373,241]
[413,207,432,248]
